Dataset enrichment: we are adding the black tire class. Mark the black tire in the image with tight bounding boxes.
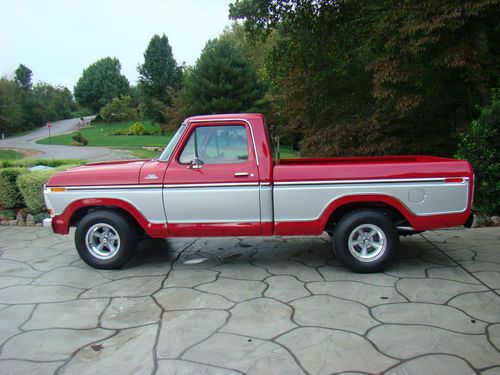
[332,209,399,273]
[75,210,138,269]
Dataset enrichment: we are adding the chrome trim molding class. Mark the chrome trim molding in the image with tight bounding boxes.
[64,184,163,191]
[396,226,416,231]
[274,177,468,186]
[164,182,259,188]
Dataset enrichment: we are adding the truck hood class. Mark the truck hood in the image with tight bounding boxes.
[47,160,148,187]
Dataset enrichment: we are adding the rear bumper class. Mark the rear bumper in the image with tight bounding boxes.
[43,218,54,235]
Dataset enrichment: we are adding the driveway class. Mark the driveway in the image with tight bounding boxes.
[0,226,499,374]
[0,117,133,161]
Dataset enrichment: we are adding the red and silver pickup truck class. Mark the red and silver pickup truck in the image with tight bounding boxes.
[43,113,474,272]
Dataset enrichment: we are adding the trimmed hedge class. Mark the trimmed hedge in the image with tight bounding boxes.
[0,159,84,169]
[0,168,29,208]
[16,165,78,213]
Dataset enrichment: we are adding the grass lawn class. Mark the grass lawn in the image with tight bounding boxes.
[0,149,24,160]
[278,146,300,159]
[36,121,174,148]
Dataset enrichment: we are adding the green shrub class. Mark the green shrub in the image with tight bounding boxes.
[109,122,154,136]
[0,209,15,220]
[128,122,147,135]
[0,159,84,169]
[0,167,28,208]
[72,131,88,145]
[16,165,76,213]
[457,88,500,214]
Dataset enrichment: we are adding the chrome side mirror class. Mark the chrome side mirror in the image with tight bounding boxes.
[188,157,204,169]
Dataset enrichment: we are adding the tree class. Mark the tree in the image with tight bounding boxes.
[14,63,40,129]
[74,57,130,113]
[32,82,75,123]
[230,0,500,157]
[183,37,266,115]
[14,64,33,91]
[138,34,182,122]
[457,89,500,213]
[100,96,138,123]
[0,78,23,135]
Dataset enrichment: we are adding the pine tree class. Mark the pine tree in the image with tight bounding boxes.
[138,34,182,123]
[183,38,265,115]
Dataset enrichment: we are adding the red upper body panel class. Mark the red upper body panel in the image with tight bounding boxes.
[48,160,147,186]
[274,156,473,182]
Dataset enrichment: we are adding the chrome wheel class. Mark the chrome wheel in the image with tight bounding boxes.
[348,224,387,262]
[85,223,121,260]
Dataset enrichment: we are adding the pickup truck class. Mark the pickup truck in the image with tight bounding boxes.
[43,113,474,272]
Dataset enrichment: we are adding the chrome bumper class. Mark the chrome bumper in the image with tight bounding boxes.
[43,218,54,235]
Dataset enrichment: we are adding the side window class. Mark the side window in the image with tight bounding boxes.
[179,125,249,164]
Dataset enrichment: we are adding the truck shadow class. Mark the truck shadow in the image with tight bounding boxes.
[122,238,177,269]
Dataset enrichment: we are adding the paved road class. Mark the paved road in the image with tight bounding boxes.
[0,116,134,161]
[0,226,499,374]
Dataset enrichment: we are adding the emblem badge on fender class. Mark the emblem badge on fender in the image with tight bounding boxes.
[145,174,159,180]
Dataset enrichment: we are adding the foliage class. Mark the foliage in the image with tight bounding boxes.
[32,82,75,124]
[110,122,155,136]
[72,131,88,145]
[100,96,138,122]
[138,34,182,123]
[0,159,84,169]
[74,57,130,113]
[183,37,266,115]
[16,165,77,213]
[230,0,500,157]
[0,209,15,220]
[1,64,76,135]
[14,64,33,91]
[457,89,500,213]
[0,150,23,160]
[33,212,50,223]
[0,167,28,208]
[0,78,23,135]
[71,106,93,118]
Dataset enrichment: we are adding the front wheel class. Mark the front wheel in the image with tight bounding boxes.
[332,209,399,273]
[75,210,138,269]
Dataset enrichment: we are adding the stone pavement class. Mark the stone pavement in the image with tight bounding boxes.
[0,226,499,374]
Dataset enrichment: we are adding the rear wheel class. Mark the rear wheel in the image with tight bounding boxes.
[75,210,137,269]
[332,209,399,273]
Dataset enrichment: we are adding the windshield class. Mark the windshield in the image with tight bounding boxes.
[158,123,187,161]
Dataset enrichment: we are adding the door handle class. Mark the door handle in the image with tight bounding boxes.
[234,172,249,177]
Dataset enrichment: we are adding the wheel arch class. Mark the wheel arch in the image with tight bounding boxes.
[323,195,415,233]
[52,198,169,238]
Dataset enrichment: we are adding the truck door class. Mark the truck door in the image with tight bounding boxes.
[164,121,261,236]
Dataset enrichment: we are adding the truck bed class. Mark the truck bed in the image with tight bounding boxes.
[274,155,472,182]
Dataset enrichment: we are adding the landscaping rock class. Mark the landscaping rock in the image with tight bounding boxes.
[16,210,25,225]
[492,216,500,225]
[26,214,34,222]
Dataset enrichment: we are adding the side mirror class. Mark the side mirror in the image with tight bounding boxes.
[188,157,204,169]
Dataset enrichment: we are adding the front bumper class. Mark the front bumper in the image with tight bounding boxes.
[43,218,54,235]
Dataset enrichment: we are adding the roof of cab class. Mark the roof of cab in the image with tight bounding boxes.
[185,113,264,122]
